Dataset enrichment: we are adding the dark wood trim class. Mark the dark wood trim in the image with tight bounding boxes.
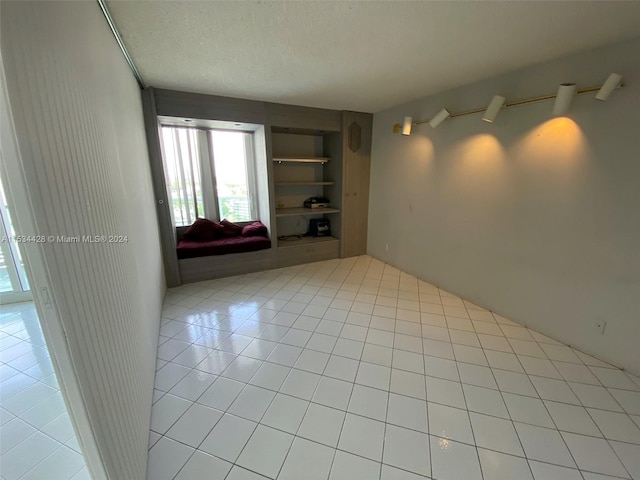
[265,102,341,132]
[154,89,266,125]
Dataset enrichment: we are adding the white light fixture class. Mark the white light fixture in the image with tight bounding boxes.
[595,73,623,101]
[429,108,450,128]
[402,116,413,136]
[552,83,576,116]
[393,73,627,133]
[482,95,506,123]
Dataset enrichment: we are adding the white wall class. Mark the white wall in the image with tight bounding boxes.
[1,2,164,478]
[368,38,640,375]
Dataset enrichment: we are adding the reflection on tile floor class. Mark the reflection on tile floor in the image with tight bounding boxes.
[150,256,640,480]
[0,302,88,480]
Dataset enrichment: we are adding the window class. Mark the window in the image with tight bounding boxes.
[160,126,257,226]
[210,130,254,223]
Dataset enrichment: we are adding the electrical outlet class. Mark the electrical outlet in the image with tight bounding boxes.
[595,321,607,335]
[385,244,389,252]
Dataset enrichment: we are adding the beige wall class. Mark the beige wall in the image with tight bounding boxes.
[368,38,640,375]
[2,2,164,478]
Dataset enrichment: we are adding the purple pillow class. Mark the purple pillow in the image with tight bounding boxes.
[220,219,243,237]
[242,221,268,237]
[182,218,224,241]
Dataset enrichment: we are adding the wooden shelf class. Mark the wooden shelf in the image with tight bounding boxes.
[273,157,329,164]
[274,181,335,186]
[271,127,339,135]
[278,236,339,248]
[275,207,340,217]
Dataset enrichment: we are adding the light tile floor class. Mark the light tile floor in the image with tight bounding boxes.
[150,256,640,480]
[0,302,88,480]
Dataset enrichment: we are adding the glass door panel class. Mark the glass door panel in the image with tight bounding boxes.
[0,176,30,297]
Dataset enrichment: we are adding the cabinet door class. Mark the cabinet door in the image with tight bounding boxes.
[342,112,372,257]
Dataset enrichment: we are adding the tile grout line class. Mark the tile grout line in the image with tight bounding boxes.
[151,256,639,480]
[494,319,578,480]
[323,268,370,480]
[452,296,486,480]
[159,311,640,430]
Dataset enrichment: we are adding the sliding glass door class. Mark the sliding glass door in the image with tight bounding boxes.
[0,178,30,301]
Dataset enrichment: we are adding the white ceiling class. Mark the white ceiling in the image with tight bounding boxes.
[107,1,640,113]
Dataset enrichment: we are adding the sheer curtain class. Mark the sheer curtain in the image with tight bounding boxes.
[160,126,257,226]
[160,127,204,226]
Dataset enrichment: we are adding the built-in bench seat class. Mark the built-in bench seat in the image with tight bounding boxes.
[177,235,271,259]
[175,219,273,283]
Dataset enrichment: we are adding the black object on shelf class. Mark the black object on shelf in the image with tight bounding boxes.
[303,196,331,209]
[309,219,330,237]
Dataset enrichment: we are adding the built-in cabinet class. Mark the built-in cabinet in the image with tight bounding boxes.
[143,88,372,284]
[341,111,373,258]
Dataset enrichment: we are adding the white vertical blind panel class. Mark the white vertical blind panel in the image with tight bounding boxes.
[1,2,164,479]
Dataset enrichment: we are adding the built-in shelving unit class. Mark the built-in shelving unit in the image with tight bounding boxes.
[271,127,342,267]
[272,157,329,164]
[144,88,372,284]
[275,207,340,217]
[274,181,335,186]
[277,235,339,248]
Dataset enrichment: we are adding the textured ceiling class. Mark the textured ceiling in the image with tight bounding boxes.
[107,1,640,113]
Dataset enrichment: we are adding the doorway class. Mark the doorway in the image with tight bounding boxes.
[0,169,89,479]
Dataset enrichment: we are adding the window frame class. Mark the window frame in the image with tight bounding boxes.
[160,124,259,227]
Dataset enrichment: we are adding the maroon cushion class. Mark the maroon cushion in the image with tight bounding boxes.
[220,219,243,237]
[242,221,268,237]
[182,218,224,241]
[176,235,271,259]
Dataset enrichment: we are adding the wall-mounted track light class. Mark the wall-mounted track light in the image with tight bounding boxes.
[392,73,625,134]
[595,73,623,101]
[482,95,506,123]
[552,83,577,116]
[429,108,450,128]
[402,116,413,136]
